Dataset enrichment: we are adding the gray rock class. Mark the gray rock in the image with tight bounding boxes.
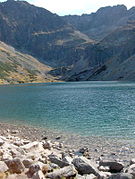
[5,158,25,174]
[48,154,69,168]
[109,173,134,179]
[72,157,100,176]
[99,160,124,172]
[46,165,77,179]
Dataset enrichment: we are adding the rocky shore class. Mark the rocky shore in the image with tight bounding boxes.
[0,122,135,179]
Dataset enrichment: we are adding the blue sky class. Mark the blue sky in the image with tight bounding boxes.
[0,0,135,15]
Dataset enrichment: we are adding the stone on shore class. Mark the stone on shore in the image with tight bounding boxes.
[72,157,100,176]
[5,158,25,174]
[46,165,77,179]
[48,154,69,168]
[99,160,124,172]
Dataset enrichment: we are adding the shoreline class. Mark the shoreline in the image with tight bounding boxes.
[0,122,134,178]
[0,121,134,165]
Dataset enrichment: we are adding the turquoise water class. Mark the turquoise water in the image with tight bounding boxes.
[0,81,135,138]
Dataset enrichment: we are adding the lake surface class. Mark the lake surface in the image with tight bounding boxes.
[0,81,135,139]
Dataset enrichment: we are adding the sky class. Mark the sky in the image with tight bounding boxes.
[1,0,135,15]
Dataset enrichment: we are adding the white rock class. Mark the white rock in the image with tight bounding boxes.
[46,165,77,179]
[21,141,44,153]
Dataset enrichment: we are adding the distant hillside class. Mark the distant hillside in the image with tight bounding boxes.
[0,0,92,67]
[0,41,56,84]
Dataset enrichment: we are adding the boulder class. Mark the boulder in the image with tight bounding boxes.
[48,154,69,168]
[32,171,46,179]
[5,158,25,174]
[72,157,100,176]
[46,165,77,179]
[99,160,124,172]
[0,161,9,172]
[109,173,134,179]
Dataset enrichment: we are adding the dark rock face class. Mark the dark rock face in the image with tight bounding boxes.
[0,0,91,67]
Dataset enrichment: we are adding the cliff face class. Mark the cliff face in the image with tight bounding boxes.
[0,0,92,68]
[1,1,135,82]
[0,41,56,84]
[64,22,135,81]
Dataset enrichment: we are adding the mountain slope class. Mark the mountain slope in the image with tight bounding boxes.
[0,41,56,84]
[0,0,92,67]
